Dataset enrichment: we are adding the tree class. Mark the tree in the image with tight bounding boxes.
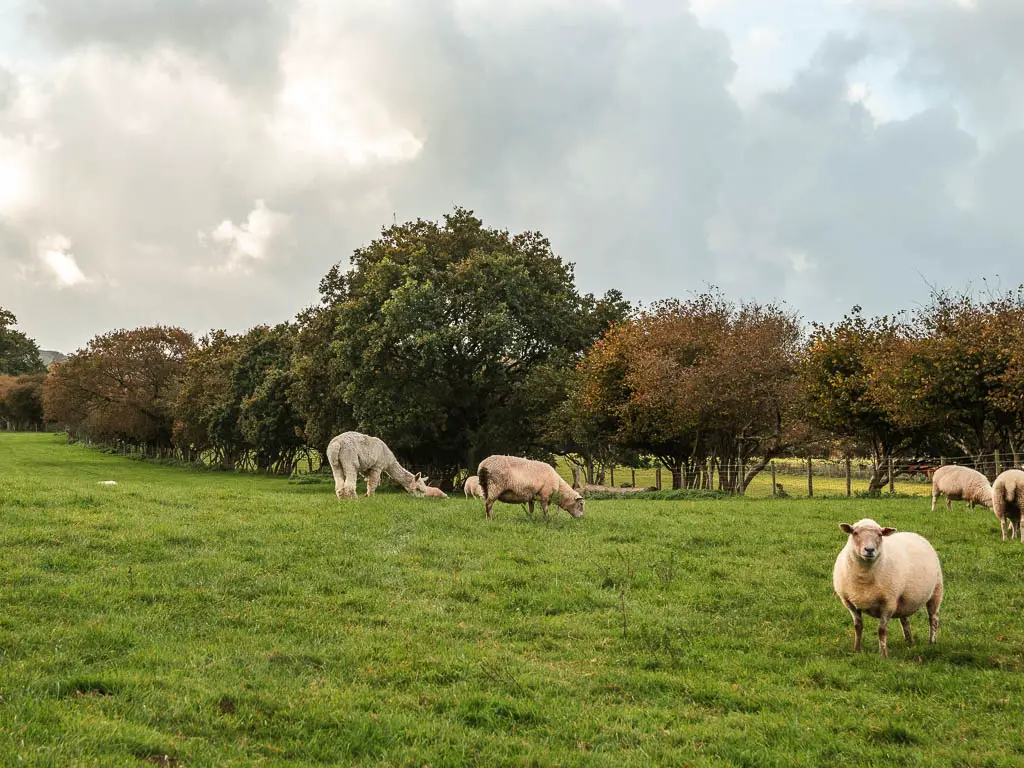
[0,374,46,431]
[802,307,922,492]
[294,207,628,486]
[0,308,45,375]
[174,325,305,474]
[44,327,194,453]
[573,291,804,492]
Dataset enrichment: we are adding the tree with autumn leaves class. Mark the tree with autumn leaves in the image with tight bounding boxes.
[572,292,806,492]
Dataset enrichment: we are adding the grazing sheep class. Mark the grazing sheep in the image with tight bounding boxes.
[326,431,430,499]
[422,485,449,499]
[463,475,484,499]
[833,518,943,658]
[991,469,1024,542]
[476,455,584,520]
[931,465,993,512]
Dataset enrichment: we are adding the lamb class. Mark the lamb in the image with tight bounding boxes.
[463,475,484,500]
[991,469,1024,542]
[325,431,430,499]
[476,455,584,520]
[832,518,943,658]
[930,465,993,512]
[422,485,449,499]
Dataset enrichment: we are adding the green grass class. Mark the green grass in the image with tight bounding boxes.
[1,433,1023,766]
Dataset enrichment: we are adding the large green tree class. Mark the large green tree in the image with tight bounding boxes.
[0,308,45,375]
[293,207,629,486]
[174,325,305,474]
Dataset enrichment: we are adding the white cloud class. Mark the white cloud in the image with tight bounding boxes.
[36,234,88,287]
[198,200,292,273]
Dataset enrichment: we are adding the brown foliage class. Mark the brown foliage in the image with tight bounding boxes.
[44,327,194,450]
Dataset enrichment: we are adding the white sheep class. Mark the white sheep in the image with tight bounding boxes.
[991,469,1024,542]
[832,518,944,658]
[422,485,449,499]
[476,455,585,520]
[463,475,484,500]
[326,431,430,499]
[930,465,993,512]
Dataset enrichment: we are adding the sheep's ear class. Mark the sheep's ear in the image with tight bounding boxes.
[839,524,854,534]
[881,527,897,536]
[421,476,429,484]
[414,472,422,481]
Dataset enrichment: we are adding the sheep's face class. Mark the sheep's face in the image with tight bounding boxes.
[840,520,896,562]
[567,494,585,519]
[409,473,431,497]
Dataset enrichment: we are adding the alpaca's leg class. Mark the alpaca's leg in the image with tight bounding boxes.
[365,469,382,497]
[331,456,347,499]
[342,461,358,498]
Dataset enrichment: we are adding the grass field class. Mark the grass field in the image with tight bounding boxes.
[1,433,1023,766]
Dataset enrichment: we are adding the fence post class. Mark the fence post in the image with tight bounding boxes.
[889,457,895,494]
[771,461,777,497]
[610,465,615,487]
[656,467,662,491]
[707,457,714,491]
[939,456,946,468]
[807,457,813,498]
[994,449,1001,476]
[846,457,852,498]
[631,468,636,488]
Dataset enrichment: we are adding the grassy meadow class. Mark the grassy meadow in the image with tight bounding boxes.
[1,433,1023,766]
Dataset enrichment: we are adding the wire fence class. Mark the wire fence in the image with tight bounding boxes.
[554,453,1023,499]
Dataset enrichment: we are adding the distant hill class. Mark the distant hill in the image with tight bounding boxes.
[39,350,67,367]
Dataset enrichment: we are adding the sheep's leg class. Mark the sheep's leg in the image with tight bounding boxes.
[946,497,952,512]
[900,616,913,646]
[527,500,534,519]
[877,615,891,658]
[485,499,494,520]
[1000,518,1007,541]
[365,469,381,497]
[540,496,550,520]
[927,587,942,644]
[842,600,863,652]
[931,489,937,512]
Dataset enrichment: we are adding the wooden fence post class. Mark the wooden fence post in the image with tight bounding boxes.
[994,449,1001,476]
[610,465,615,487]
[807,457,813,498]
[846,457,852,498]
[631,468,636,488]
[771,461,777,497]
[707,457,714,491]
[656,467,662,491]
[889,457,895,494]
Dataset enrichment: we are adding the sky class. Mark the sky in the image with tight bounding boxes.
[1,0,1023,352]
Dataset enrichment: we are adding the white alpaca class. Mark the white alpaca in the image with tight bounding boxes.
[326,431,430,499]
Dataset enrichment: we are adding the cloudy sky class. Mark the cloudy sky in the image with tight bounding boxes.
[1,0,1021,352]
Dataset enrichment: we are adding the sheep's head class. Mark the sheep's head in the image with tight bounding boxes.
[423,485,448,499]
[840,519,896,562]
[409,472,431,497]
[565,493,585,519]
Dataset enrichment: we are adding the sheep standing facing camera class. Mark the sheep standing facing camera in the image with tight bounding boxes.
[832,518,944,658]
